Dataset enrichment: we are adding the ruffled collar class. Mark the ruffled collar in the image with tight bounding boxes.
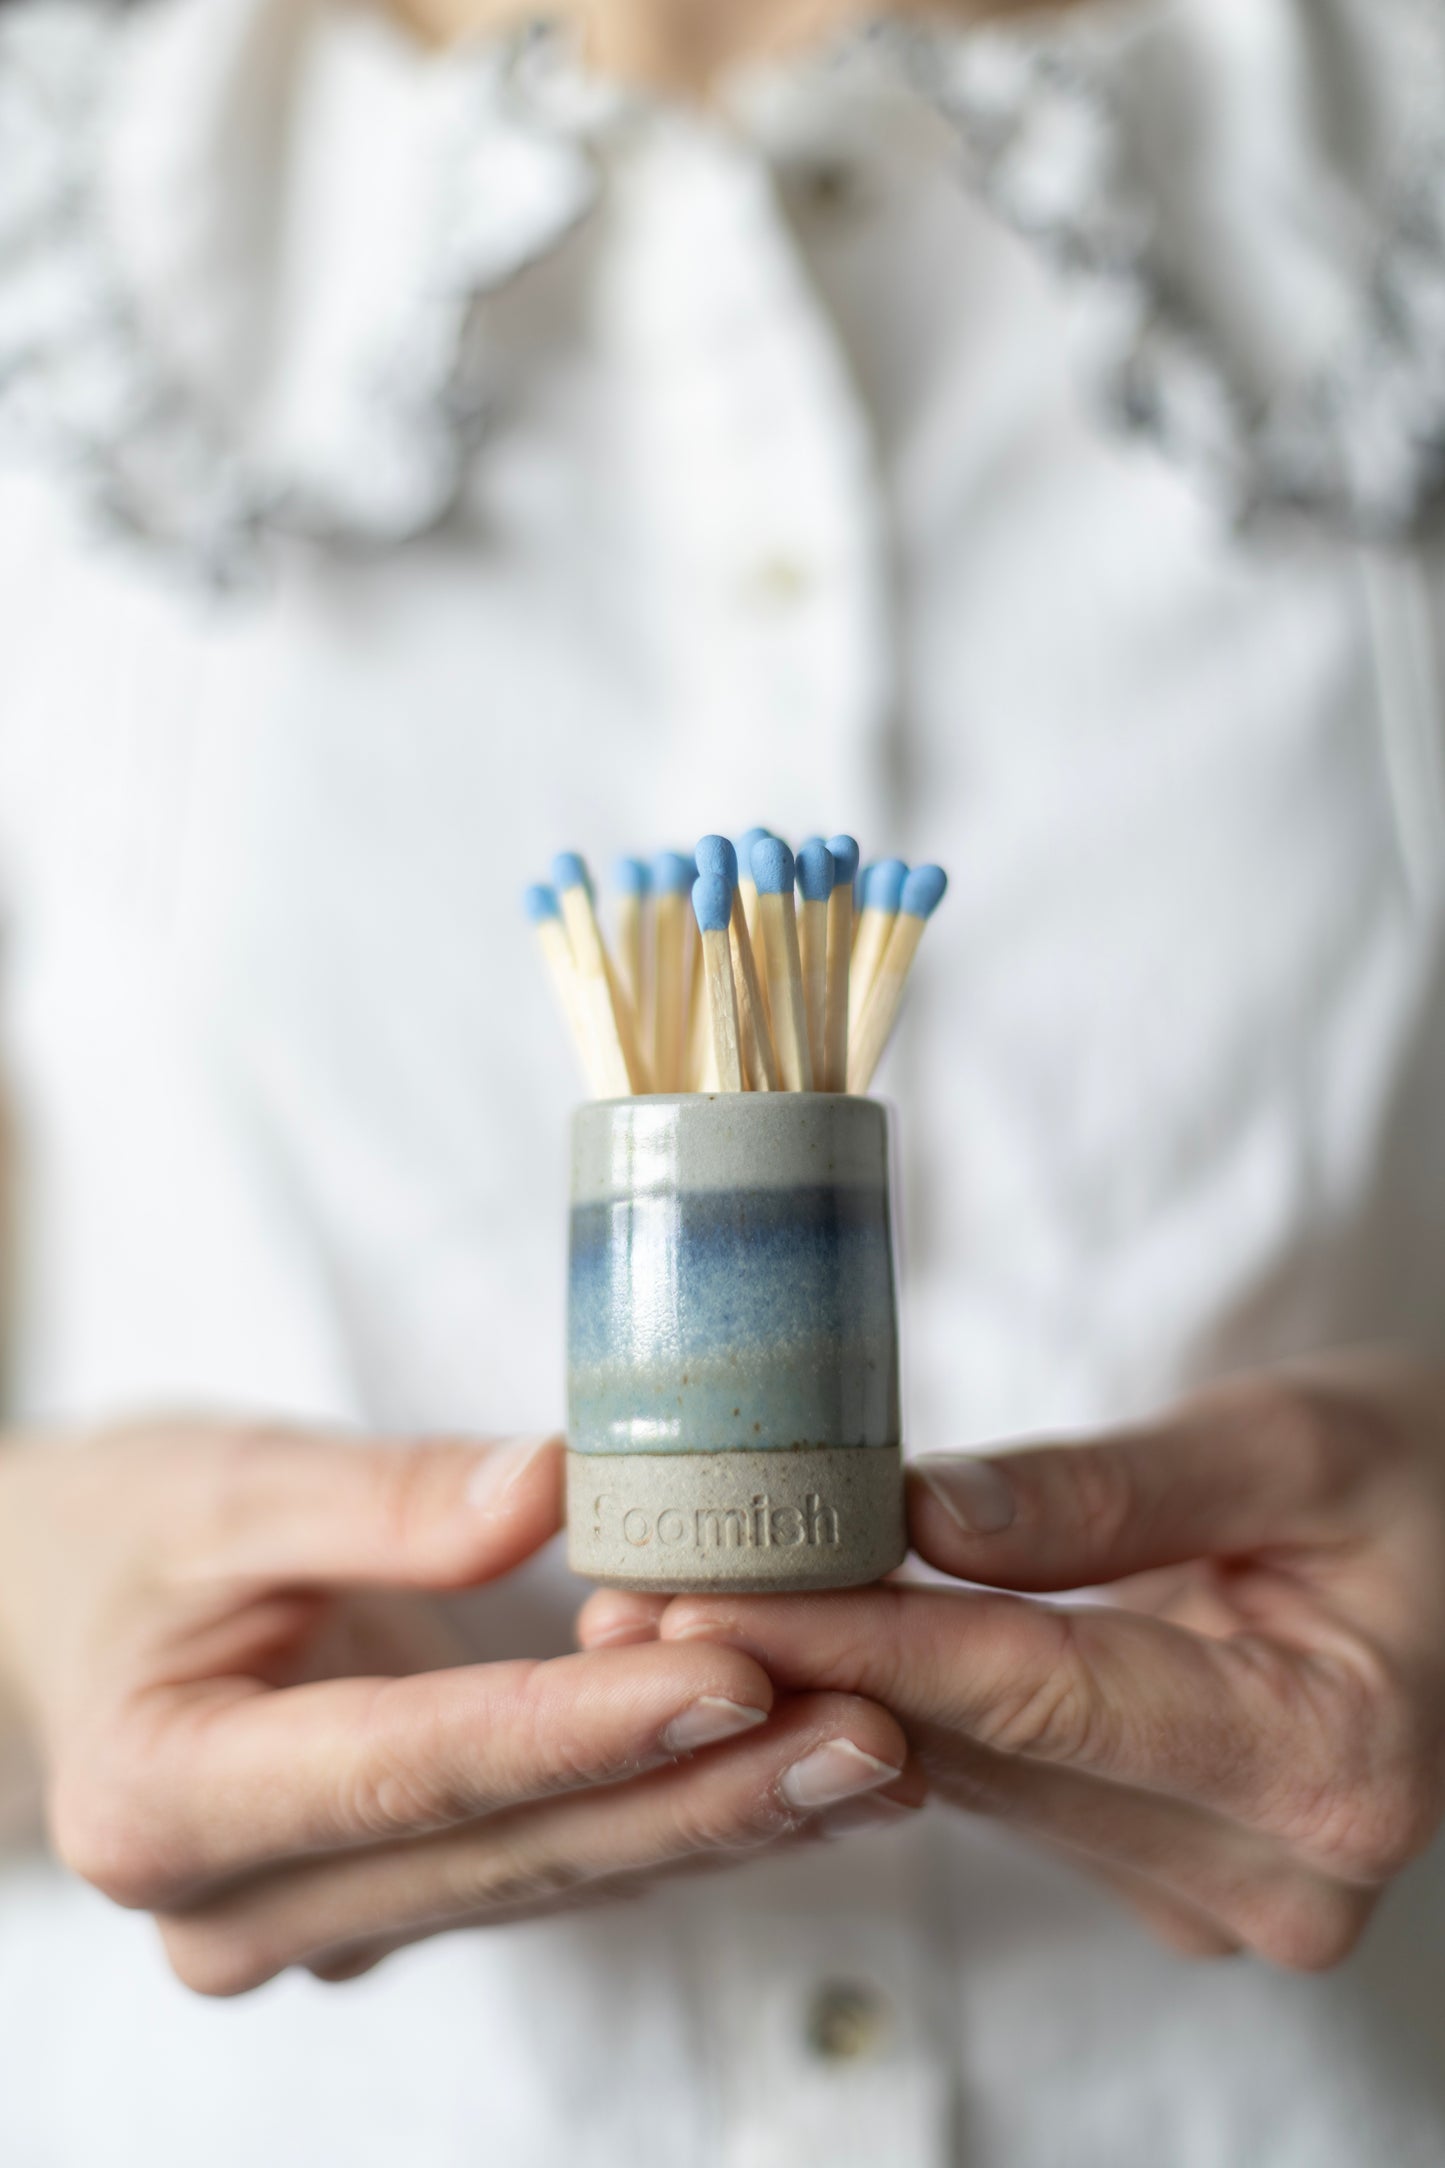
[890,0,1445,539]
[0,0,612,578]
[5,0,1445,580]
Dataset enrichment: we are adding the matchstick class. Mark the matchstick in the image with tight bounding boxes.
[751,837,814,1092]
[697,835,780,1092]
[611,856,651,1021]
[736,827,771,998]
[730,896,781,1095]
[847,865,948,1094]
[739,827,778,1043]
[851,860,874,955]
[524,884,602,1093]
[683,913,707,1087]
[851,858,907,1020]
[693,874,744,1093]
[552,852,646,1098]
[795,839,833,1087]
[651,851,693,1094]
[824,834,858,1092]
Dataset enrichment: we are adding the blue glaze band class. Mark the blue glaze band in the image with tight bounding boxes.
[524,883,560,923]
[569,1186,899,1454]
[567,1097,901,1458]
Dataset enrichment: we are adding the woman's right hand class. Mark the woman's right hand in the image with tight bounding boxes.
[0,1421,916,1993]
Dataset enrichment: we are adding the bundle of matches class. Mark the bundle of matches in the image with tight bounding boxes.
[524,837,947,1099]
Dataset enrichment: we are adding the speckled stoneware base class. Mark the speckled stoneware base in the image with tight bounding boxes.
[565,1095,906,1591]
[566,1443,905,1592]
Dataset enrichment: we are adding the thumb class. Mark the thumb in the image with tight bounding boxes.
[190,1428,564,1590]
[908,1377,1373,1593]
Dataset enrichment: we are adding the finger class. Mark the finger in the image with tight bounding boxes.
[576,1589,668,1648]
[1104,1564,1247,1639]
[907,1370,1392,1593]
[157,1693,920,1995]
[903,1716,1373,1971]
[72,1640,778,1899]
[1074,1857,1244,1960]
[185,1428,565,1589]
[307,1944,391,1984]
[654,1586,1406,1871]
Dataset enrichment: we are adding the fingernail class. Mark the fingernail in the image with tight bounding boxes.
[466,1436,556,1517]
[585,1615,662,1649]
[817,1795,918,1839]
[915,1455,1017,1537]
[662,1696,769,1756]
[780,1740,902,1811]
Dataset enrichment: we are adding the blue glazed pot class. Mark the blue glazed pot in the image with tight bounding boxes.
[565,1095,906,1591]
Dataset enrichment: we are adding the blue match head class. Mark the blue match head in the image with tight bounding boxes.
[751,836,795,895]
[523,883,560,924]
[737,827,772,879]
[864,858,908,913]
[652,850,694,896]
[695,834,738,889]
[901,864,948,919]
[796,838,835,902]
[551,851,593,897]
[827,834,860,885]
[612,855,651,898]
[692,874,733,935]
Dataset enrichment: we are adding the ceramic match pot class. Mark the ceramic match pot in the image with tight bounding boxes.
[565,1094,906,1592]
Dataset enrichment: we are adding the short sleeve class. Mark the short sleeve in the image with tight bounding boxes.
[894,0,1445,538]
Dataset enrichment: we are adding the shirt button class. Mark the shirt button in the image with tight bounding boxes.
[803,1979,893,2065]
[803,159,858,212]
[746,555,814,607]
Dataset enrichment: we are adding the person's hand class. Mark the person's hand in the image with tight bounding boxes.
[0,1420,918,1994]
[580,1353,1445,1969]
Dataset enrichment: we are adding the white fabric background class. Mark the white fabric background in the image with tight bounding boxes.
[0,5,1444,2162]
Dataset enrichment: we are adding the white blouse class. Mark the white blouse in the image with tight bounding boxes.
[3,2,1445,2163]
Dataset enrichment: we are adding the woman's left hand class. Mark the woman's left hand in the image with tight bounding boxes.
[579,1352,1445,1969]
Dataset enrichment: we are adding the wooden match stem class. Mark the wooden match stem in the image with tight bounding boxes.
[799,896,828,1086]
[683,912,708,1090]
[757,891,814,1092]
[740,878,771,1032]
[615,892,646,1020]
[823,883,853,1092]
[729,891,780,1092]
[652,892,688,1093]
[559,886,646,1097]
[701,926,745,1092]
[847,913,925,1094]
[850,906,895,1024]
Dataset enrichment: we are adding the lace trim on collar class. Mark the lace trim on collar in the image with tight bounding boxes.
[0,3,601,582]
[890,2,1445,538]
